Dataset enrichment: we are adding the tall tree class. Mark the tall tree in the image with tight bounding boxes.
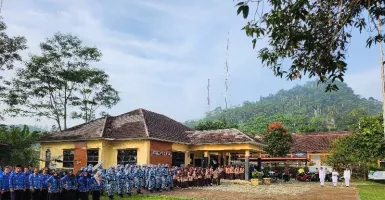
[0,18,27,72]
[70,69,120,122]
[4,33,120,130]
[0,18,27,107]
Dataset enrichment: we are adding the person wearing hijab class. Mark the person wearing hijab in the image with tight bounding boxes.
[78,171,90,200]
[343,168,351,187]
[331,169,339,187]
[46,170,62,200]
[319,167,326,187]
[61,169,78,199]
[90,171,104,200]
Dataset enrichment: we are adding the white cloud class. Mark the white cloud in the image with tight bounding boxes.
[0,0,381,128]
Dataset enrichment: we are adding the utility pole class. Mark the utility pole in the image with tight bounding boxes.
[224,32,230,109]
[207,79,211,112]
[377,1,385,139]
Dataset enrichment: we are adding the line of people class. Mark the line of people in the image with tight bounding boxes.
[0,165,103,200]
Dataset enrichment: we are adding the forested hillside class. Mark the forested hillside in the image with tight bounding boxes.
[185,81,382,134]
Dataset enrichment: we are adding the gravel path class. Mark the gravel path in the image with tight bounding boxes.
[158,181,358,200]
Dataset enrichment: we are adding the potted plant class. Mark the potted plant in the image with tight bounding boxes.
[251,171,264,185]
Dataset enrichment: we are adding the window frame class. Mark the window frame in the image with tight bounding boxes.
[62,149,75,168]
[87,149,99,166]
[117,149,137,165]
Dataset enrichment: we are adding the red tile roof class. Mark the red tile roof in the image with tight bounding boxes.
[40,108,193,143]
[289,131,351,153]
[186,129,263,145]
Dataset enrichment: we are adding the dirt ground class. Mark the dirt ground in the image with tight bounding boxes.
[157,181,358,200]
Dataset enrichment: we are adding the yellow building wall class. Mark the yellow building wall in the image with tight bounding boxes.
[172,143,189,152]
[189,143,262,152]
[39,142,75,169]
[101,140,150,167]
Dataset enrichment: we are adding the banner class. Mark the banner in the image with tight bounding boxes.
[151,151,172,156]
[292,153,307,157]
[368,171,385,180]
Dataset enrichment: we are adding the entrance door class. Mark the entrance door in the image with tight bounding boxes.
[195,159,202,167]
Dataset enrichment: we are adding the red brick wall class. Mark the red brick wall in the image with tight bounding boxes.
[74,142,87,172]
[149,140,172,165]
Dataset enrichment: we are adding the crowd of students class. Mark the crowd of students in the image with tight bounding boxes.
[0,164,246,200]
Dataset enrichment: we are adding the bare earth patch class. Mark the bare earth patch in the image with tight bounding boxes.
[158,181,358,200]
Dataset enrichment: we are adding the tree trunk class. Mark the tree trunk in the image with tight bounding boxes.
[377,1,385,139]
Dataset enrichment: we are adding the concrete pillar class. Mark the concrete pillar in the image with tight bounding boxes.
[203,151,209,168]
[218,152,222,167]
[245,150,250,181]
[184,151,190,167]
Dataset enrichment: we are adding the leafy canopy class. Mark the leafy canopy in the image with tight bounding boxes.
[327,115,385,168]
[4,33,120,130]
[0,125,40,166]
[194,119,238,130]
[263,122,293,157]
[235,0,382,91]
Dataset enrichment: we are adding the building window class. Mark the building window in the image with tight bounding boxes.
[63,149,74,168]
[117,149,137,165]
[87,149,99,166]
[172,152,185,167]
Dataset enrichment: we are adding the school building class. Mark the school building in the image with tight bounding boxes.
[238,132,351,166]
[39,108,264,177]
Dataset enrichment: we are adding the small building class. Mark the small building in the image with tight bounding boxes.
[254,132,350,166]
[39,108,263,173]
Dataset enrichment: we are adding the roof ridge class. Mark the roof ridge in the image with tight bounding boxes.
[100,115,110,138]
[139,108,150,137]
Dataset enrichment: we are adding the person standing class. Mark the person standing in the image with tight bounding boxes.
[331,169,339,187]
[105,167,117,200]
[125,166,134,196]
[29,168,41,200]
[39,167,50,200]
[1,166,11,200]
[134,165,143,194]
[24,167,31,200]
[60,169,77,200]
[90,171,103,200]
[9,165,25,200]
[78,171,90,200]
[343,168,351,188]
[319,167,325,187]
[116,166,126,198]
[46,170,62,200]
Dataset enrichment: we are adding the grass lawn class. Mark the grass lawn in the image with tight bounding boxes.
[357,181,385,200]
[99,194,188,200]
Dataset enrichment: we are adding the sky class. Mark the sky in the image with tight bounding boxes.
[0,0,382,128]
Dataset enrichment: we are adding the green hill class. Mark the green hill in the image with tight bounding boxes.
[185,81,382,134]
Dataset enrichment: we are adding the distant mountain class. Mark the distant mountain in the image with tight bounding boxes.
[185,81,382,134]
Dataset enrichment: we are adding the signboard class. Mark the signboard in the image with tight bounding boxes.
[150,151,172,156]
[368,171,385,180]
[293,153,307,157]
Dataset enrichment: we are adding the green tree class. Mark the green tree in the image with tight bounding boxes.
[0,125,40,166]
[4,33,120,130]
[235,0,384,91]
[263,122,293,157]
[70,69,120,122]
[194,119,238,131]
[0,18,27,72]
[327,115,385,178]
